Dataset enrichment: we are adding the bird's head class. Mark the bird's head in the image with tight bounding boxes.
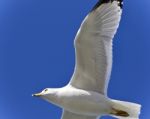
[32,88,59,104]
[32,88,50,97]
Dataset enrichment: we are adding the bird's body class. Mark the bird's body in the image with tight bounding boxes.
[33,0,141,119]
[53,86,112,116]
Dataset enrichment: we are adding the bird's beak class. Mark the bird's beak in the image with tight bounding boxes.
[32,92,43,97]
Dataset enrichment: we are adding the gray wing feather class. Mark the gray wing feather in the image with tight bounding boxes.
[69,1,122,95]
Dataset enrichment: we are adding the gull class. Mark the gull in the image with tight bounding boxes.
[33,0,141,119]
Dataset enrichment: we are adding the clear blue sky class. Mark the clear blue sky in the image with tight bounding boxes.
[0,0,150,119]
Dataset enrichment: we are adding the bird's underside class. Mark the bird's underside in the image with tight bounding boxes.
[61,110,99,119]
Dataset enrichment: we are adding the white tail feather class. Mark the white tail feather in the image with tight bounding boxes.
[110,99,141,119]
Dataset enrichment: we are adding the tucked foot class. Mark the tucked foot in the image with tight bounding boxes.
[110,108,129,117]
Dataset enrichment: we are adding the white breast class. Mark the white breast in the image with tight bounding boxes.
[58,87,112,116]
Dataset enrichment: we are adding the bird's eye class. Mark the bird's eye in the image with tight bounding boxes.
[44,89,48,92]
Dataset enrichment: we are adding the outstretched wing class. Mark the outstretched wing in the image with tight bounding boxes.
[69,0,123,95]
[61,110,99,119]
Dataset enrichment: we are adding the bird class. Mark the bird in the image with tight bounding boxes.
[33,0,141,119]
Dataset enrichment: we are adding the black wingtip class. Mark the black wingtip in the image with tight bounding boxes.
[92,0,123,11]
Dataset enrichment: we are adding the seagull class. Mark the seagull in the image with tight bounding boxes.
[33,0,141,119]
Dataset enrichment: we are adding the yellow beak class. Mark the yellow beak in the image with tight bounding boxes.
[32,92,42,97]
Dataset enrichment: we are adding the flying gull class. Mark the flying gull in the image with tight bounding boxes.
[33,0,141,119]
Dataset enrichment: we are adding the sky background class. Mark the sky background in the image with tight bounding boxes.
[0,0,150,119]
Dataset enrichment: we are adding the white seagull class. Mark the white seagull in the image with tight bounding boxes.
[33,0,141,119]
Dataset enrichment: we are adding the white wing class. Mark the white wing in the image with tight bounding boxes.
[69,1,122,95]
[61,110,99,119]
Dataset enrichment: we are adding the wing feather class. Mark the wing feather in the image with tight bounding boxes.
[69,1,122,95]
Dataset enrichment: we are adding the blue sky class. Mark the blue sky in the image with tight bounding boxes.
[0,0,150,119]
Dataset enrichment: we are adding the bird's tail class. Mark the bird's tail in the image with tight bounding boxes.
[110,99,141,119]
